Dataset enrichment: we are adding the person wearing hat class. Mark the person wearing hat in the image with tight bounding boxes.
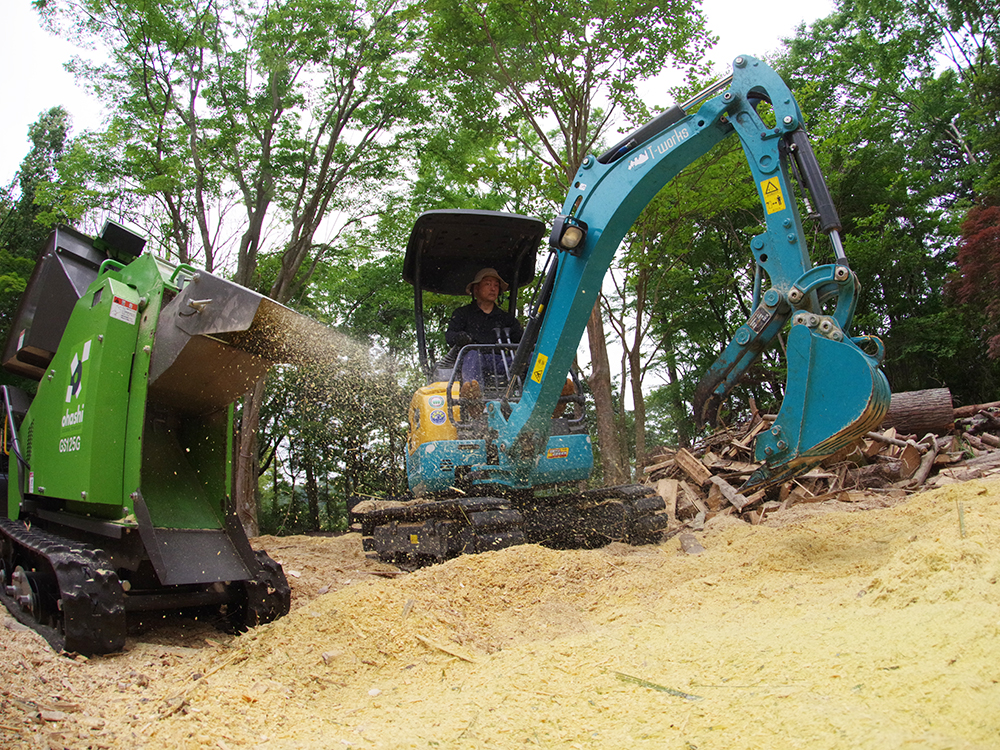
[446,268,523,411]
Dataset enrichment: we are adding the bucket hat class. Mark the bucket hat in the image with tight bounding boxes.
[465,267,509,294]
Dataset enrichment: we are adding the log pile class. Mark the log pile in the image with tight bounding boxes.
[644,389,1000,529]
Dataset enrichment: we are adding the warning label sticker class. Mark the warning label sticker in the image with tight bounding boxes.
[760,177,786,214]
[531,353,548,384]
[111,296,139,325]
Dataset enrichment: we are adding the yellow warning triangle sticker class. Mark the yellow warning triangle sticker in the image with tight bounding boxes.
[760,176,786,214]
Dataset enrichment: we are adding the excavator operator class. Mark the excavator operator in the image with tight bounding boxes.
[446,267,523,407]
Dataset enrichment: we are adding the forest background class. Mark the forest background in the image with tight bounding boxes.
[1,0,997,536]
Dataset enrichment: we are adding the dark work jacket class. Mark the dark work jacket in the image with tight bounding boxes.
[445,301,523,346]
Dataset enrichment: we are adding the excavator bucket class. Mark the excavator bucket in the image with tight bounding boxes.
[743,323,891,492]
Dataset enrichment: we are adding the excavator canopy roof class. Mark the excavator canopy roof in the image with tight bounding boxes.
[403,210,543,297]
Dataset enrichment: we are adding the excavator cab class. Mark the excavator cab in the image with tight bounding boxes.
[405,209,538,386]
[403,210,584,435]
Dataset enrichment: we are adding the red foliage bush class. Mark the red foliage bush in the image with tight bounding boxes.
[955,203,1000,357]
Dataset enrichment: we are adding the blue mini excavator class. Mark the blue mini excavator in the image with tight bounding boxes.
[352,55,892,564]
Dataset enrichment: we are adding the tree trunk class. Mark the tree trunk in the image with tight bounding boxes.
[629,264,649,475]
[629,346,647,475]
[234,377,268,538]
[663,329,690,449]
[586,299,628,485]
[304,460,320,531]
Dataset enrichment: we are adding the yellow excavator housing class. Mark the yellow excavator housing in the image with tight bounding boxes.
[407,381,462,453]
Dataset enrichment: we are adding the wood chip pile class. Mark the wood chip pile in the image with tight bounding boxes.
[643,400,1000,529]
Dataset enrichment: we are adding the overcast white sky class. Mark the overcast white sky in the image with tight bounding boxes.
[0,0,835,183]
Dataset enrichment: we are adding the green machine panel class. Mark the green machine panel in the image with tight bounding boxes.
[25,277,141,512]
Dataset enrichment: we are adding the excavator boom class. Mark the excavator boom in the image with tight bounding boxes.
[496,55,890,489]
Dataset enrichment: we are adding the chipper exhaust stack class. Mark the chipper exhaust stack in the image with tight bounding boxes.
[0,222,338,654]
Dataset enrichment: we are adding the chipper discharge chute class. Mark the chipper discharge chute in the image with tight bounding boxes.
[0,222,342,654]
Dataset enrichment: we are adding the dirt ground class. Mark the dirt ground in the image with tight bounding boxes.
[2,478,999,749]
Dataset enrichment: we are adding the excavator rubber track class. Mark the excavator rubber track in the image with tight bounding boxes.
[0,517,126,655]
[353,484,669,565]
[518,484,669,549]
[354,496,526,565]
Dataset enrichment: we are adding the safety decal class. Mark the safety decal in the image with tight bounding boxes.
[531,353,548,384]
[760,177,786,214]
[428,395,445,407]
[546,447,569,459]
[111,295,139,325]
[429,409,447,425]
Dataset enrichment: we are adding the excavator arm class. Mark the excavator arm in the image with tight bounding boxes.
[491,55,890,491]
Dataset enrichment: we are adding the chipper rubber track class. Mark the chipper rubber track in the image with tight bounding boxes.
[0,517,124,654]
[0,516,290,655]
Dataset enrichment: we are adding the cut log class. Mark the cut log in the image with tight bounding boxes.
[882,388,954,436]
[898,442,923,480]
[675,448,713,486]
[909,442,940,487]
[655,478,679,525]
[980,433,1000,448]
[952,400,1000,419]
[707,476,752,511]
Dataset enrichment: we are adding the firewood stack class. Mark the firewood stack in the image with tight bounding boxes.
[643,388,1000,529]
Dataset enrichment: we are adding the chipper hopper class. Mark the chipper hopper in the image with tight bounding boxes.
[0,222,339,654]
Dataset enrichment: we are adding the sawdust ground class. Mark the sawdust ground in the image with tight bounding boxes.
[2,480,999,749]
